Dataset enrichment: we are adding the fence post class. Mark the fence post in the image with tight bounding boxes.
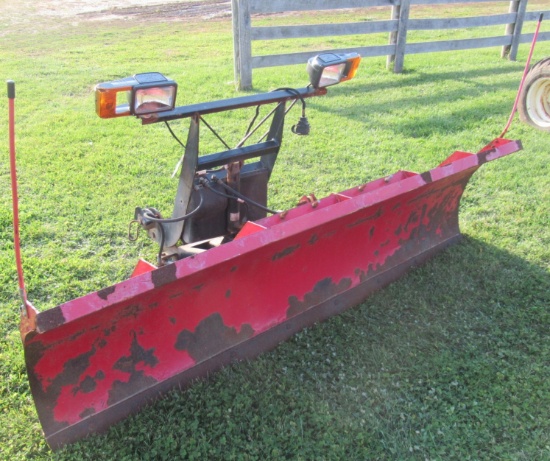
[232,0,253,90]
[386,2,401,70]
[501,0,528,60]
[232,0,240,86]
[393,0,411,73]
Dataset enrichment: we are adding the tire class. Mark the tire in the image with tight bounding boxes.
[518,57,550,131]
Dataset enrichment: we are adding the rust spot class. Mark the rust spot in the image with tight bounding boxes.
[169,317,177,325]
[97,286,116,301]
[356,268,368,283]
[77,376,96,394]
[287,277,352,318]
[169,292,183,300]
[322,230,337,239]
[108,373,158,407]
[230,266,238,272]
[151,263,177,288]
[113,332,158,373]
[103,325,116,337]
[478,149,494,165]
[404,209,420,232]
[225,290,231,299]
[347,208,383,228]
[308,234,319,245]
[108,331,159,406]
[272,244,300,261]
[36,305,66,332]
[24,339,99,432]
[175,313,254,362]
[193,284,204,291]
[409,176,469,204]
[420,171,432,183]
[73,370,105,396]
[66,330,86,343]
[120,305,142,320]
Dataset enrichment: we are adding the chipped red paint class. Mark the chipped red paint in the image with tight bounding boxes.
[21,138,521,449]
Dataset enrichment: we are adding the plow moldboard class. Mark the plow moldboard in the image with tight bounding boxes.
[21,138,521,448]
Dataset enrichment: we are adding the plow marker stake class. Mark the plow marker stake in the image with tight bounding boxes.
[20,137,521,449]
[7,80,37,335]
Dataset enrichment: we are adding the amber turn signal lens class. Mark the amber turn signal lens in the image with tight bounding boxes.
[307,52,361,89]
[95,84,132,119]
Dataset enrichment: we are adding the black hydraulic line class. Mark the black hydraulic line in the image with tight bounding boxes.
[142,188,205,224]
[200,179,250,216]
[142,189,204,264]
[210,177,279,215]
[201,179,241,201]
[157,221,166,265]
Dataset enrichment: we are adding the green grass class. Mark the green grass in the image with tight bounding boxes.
[1,3,549,460]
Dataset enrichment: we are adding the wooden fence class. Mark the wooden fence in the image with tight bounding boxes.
[232,0,549,89]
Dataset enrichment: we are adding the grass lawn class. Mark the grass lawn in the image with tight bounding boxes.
[1,2,549,460]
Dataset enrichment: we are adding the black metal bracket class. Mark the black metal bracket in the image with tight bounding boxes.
[140,87,326,124]
[137,86,327,252]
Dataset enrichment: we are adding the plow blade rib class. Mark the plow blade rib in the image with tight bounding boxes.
[22,138,521,449]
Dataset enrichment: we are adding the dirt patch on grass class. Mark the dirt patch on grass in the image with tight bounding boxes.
[80,0,231,22]
[2,0,231,28]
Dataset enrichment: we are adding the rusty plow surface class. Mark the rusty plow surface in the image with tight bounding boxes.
[21,138,521,448]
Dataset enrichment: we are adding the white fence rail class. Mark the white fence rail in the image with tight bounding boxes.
[232,0,549,89]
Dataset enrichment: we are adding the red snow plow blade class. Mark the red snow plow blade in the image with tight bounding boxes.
[10,59,522,449]
[21,137,521,448]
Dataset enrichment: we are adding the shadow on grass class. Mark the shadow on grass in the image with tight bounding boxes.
[56,236,549,460]
[344,64,521,95]
[310,64,521,137]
